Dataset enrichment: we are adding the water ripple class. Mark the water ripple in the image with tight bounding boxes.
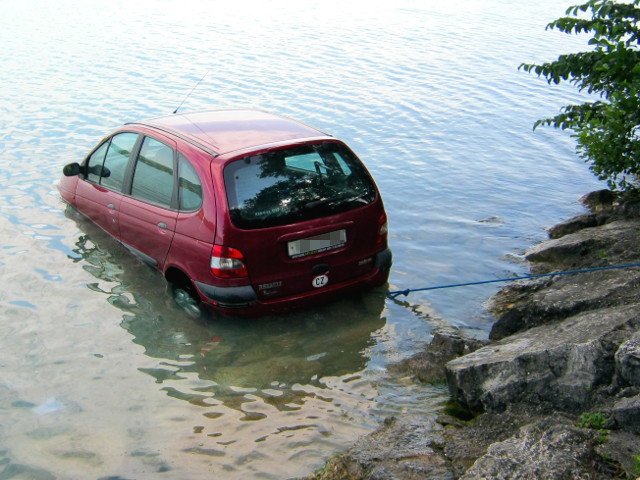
[0,0,605,478]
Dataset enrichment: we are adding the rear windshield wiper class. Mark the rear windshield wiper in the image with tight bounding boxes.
[303,193,365,210]
[304,196,332,209]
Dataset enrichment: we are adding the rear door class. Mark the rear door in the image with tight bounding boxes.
[75,132,139,239]
[241,209,382,301]
[119,135,178,269]
[221,142,381,300]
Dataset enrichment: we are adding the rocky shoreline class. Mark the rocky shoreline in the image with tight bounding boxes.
[304,190,640,480]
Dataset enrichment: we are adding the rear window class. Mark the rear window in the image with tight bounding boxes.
[224,142,377,229]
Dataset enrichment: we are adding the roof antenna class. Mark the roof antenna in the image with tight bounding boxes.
[173,70,209,114]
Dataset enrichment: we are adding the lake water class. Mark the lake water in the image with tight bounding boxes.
[0,1,604,478]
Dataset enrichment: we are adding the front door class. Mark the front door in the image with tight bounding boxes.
[75,132,140,239]
[118,135,178,269]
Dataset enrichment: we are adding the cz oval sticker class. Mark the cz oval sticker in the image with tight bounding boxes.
[312,274,329,288]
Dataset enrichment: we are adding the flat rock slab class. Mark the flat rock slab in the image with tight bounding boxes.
[446,304,640,413]
[527,220,640,269]
[612,394,640,434]
[342,415,456,480]
[489,268,640,340]
[489,219,640,340]
[460,417,598,480]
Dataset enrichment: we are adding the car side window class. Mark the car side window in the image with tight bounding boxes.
[86,141,109,183]
[131,137,175,208]
[101,133,138,191]
[178,154,203,211]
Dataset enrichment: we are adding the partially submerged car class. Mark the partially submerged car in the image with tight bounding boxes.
[59,109,391,316]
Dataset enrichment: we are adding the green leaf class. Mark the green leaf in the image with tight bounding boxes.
[521,0,640,190]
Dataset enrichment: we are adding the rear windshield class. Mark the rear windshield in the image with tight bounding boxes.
[224,142,377,229]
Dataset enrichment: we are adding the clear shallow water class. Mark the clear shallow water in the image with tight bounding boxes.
[0,0,604,478]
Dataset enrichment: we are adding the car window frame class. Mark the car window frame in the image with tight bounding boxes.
[82,130,205,213]
[223,141,377,229]
[177,152,204,212]
[128,135,179,210]
[83,132,142,192]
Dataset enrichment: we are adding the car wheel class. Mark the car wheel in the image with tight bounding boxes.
[172,282,202,319]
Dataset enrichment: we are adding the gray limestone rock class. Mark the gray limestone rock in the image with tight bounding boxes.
[525,220,640,273]
[343,415,456,480]
[460,417,598,480]
[488,219,640,340]
[547,212,599,239]
[489,268,640,340]
[447,305,640,413]
[612,394,640,434]
[388,330,488,384]
[615,333,640,387]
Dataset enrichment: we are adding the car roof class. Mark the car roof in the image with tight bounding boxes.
[129,109,332,156]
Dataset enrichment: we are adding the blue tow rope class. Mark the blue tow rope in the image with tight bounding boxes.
[383,262,640,300]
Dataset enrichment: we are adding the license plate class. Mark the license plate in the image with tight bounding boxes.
[288,229,347,259]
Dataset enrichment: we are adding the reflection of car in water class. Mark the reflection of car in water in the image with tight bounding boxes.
[59,110,392,317]
[66,206,387,411]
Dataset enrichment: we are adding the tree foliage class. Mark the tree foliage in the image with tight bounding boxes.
[520,0,640,190]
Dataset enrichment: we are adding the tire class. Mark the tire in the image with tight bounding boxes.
[171,281,203,319]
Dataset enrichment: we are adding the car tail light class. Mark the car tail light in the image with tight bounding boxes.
[210,245,248,278]
[377,213,388,245]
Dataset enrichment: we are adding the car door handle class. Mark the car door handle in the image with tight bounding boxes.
[107,203,116,210]
[157,222,168,230]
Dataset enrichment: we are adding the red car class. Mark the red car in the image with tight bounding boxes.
[59,109,391,316]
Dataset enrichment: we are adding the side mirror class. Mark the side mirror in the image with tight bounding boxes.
[88,165,111,178]
[63,162,82,177]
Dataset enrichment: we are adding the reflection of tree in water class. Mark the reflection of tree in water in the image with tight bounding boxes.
[65,206,387,415]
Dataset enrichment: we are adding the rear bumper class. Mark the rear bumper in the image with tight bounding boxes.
[374,247,392,271]
[195,282,258,309]
[196,248,392,314]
